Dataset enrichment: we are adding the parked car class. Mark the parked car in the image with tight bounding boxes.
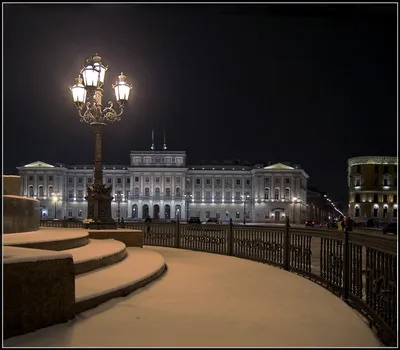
[305,220,315,227]
[382,222,397,235]
[188,217,201,224]
[206,218,219,225]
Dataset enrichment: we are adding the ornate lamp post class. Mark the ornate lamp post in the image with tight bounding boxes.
[52,192,60,220]
[292,197,297,224]
[184,192,192,223]
[241,194,250,225]
[116,191,122,224]
[69,54,132,229]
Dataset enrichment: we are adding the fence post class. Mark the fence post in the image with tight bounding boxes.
[283,216,290,271]
[342,227,350,301]
[228,218,234,256]
[176,217,181,248]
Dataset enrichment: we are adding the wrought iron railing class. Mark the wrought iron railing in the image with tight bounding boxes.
[39,218,397,345]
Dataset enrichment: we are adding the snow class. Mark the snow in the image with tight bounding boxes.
[64,239,126,264]
[3,227,88,245]
[2,175,20,178]
[75,247,165,302]
[3,194,39,201]
[87,229,142,233]
[4,247,382,347]
[3,246,72,264]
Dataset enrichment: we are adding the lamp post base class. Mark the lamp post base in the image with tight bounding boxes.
[85,184,117,230]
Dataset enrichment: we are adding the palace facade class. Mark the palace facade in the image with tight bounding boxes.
[17,150,309,223]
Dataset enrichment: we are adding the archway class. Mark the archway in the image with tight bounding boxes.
[142,204,149,219]
[132,204,138,219]
[165,204,171,220]
[154,204,160,219]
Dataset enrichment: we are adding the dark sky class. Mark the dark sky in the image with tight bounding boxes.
[3,4,397,204]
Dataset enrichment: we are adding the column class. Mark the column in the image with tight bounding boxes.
[34,174,38,196]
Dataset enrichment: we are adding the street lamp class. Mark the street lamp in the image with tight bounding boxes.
[292,197,297,224]
[69,54,132,229]
[116,191,122,224]
[184,192,192,223]
[52,192,60,220]
[241,194,250,225]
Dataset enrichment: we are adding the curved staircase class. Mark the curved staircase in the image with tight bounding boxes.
[3,228,166,339]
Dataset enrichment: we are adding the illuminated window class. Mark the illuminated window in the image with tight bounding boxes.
[144,187,150,196]
[195,191,201,200]
[284,188,290,200]
[38,186,44,197]
[165,188,171,197]
[236,211,240,219]
[28,185,33,196]
[225,191,231,200]
[274,188,280,200]
[235,191,241,200]
[264,188,270,200]
[215,191,221,200]
[205,190,211,200]
[134,187,139,198]
[77,190,83,199]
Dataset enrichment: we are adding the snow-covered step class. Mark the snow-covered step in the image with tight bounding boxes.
[63,239,128,275]
[75,247,166,314]
[3,228,89,251]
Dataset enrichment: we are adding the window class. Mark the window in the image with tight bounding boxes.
[68,190,74,199]
[206,179,211,185]
[145,176,150,183]
[166,177,170,183]
[235,191,241,200]
[215,191,221,200]
[29,175,33,181]
[236,179,241,186]
[284,188,290,200]
[355,194,360,202]
[246,179,250,185]
[144,187,150,196]
[155,187,160,197]
[355,178,361,186]
[48,175,53,181]
[356,165,361,173]
[225,191,231,200]
[38,186,44,197]
[135,176,139,182]
[373,194,378,203]
[176,177,181,183]
[195,191,201,200]
[196,178,201,185]
[384,165,388,173]
[375,165,379,173]
[165,188,171,196]
[126,190,130,198]
[78,177,83,183]
[38,176,43,181]
[264,188,270,200]
[205,191,211,200]
[373,208,378,217]
[355,207,360,217]
[156,177,160,183]
[107,178,112,184]
[68,210,73,218]
[77,190,83,199]
[176,187,181,196]
[225,179,231,186]
[275,178,280,184]
[394,195,397,203]
[383,195,388,203]
[285,178,290,184]
[77,209,83,217]
[126,178,130,184]
[68,177,73,183]
[236,212,240,219]
[383,178,388,186]
[117,178,122,184]
[48,186,53,195]
[216,178,221,186]
[274,188,280,200]
[134,187,139,198]
[206,211,210,219]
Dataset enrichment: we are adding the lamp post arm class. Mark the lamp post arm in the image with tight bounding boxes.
[103,101,124,123]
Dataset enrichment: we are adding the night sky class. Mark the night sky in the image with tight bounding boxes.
[3,4,397,205]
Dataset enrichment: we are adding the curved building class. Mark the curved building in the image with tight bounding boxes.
[347,156,398,223]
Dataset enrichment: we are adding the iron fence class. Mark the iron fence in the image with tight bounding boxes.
[39,218,397,345]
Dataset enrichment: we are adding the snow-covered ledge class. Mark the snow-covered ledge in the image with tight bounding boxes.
[3,246,75,339]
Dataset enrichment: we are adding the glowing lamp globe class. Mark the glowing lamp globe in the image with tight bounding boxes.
[81,57,100,88]
[113,72,132,106]
[69,75,87,109]
[93,54,108,87]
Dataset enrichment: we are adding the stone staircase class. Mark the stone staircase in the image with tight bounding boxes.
[3,228,166,339]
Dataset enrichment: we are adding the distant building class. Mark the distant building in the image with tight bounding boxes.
[347,156,398,223]
[306,187,337,222]
[16,150,309,223]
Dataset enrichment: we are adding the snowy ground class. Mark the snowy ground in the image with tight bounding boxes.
[4,247,381,347]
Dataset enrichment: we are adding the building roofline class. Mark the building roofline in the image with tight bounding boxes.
[348,156,397,166]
